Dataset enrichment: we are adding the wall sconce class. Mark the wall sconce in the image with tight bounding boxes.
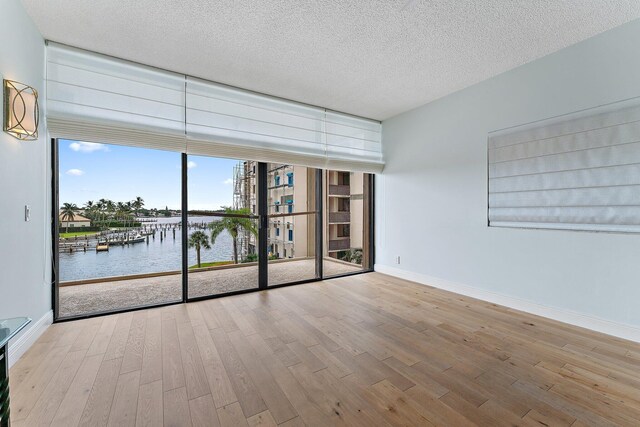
[3,79,39,141]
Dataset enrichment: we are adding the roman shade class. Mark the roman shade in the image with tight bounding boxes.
[46,43,187,152]
[185,78,382,172]
[488,99,640,233]
[323,111,383,172]
[46,43,384,173]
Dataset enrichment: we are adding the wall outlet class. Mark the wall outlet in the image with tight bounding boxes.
[395,256,400,264]
[25,205,31,222]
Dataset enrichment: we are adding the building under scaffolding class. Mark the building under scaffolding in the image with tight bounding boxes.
[233,161,258,259]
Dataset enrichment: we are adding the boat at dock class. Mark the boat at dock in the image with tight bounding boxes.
[128,233,145,243]
[106,233,146,246]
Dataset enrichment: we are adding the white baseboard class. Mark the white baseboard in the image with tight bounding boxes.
[8,310,53,368]
[374,264,640,344]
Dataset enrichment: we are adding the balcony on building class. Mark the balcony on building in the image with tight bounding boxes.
[328,211,350,223]
[328,184,350,197]
[328,237,350,251]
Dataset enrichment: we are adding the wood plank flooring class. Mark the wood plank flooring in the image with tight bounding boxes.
[10,272,640,426]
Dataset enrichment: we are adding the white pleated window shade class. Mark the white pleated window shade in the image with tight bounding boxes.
[488,99,640,233]
[46,43,187,152]
[185,78,327,167]
[45,44,383,172]
[324,111,383,171]
[185,78,383,172]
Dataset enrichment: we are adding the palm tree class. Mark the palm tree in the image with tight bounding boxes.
[209,207,257,264]
[60,203,79,233]
[83,200,95,222]
[188,231,211,268]
[115,202,133,228]
[104,200,115,226]
[125,201,133,227]
[115,202,125,221]
[96,199,107,226]
[133,196,144,217]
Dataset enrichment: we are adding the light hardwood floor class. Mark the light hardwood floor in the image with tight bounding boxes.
[10,272,640,426]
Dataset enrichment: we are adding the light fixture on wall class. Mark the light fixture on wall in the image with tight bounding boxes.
[3,79,39,141]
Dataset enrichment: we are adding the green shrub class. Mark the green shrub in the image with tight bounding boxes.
[241,253,279,263]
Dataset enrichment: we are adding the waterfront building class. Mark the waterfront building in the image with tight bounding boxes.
[233,161,364,263]
[58,213,91,229]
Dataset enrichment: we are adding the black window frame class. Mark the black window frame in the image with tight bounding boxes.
[51,139,375,322]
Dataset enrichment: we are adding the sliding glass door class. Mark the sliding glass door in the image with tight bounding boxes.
[54,141,374,320]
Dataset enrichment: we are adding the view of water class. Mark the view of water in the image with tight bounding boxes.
[59,216,236,281]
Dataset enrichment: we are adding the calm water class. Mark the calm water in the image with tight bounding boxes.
[59,216,236,281]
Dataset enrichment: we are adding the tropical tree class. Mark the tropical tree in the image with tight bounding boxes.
[125,201,133,227]
[81,198,147,229]
[83,200,95,222]
[133,196,145,217]
[188,231,211,268]
[105,200,115,216]
[95,199,106,226]
[115,202,125,222]
[209,207,258,264]
[60,203,79,233]
[115,202,134,228]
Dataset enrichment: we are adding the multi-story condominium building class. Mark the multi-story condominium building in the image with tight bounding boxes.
[233,161,364,263]
[325,170,364,262]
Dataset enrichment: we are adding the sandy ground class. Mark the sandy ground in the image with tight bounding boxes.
[59,258,361,317]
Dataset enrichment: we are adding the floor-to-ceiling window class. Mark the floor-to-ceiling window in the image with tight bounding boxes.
[266,164,320,286]
[55,140,183,318]
[186,156,259,299]
[49,43,381,320]
[323,171,374,277]
[53,141,375,320]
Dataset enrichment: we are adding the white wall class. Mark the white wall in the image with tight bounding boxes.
[377,19,640,335]
[0,0,51,361]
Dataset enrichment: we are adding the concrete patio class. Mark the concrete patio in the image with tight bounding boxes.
[59,258,362,317]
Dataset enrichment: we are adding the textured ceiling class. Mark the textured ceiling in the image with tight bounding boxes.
[21,0,640,120]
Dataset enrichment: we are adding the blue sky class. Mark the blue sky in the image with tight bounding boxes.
[59,140,237,210]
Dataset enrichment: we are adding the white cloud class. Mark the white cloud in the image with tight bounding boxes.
[223,178,233,185]
[66,168,85,176]
[69,141,109,153]
[187,161,197,169]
